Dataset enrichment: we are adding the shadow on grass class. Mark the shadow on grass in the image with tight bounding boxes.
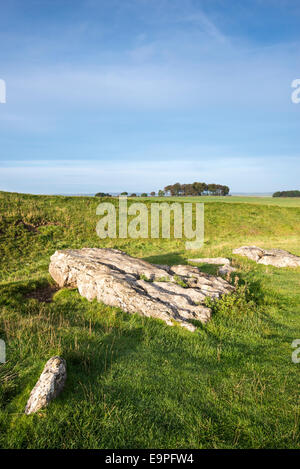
[192,263,220,275]
[143,252,187,265]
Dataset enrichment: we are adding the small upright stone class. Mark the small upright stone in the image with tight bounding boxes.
[25,356,67,415]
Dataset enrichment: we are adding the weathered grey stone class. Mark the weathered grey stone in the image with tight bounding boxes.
[218,264,237,276]
[25,356,66,415]
[137,280,211,323]
[233,246,264,262]
[49,248,234,332]
[233,246,300,268]
[170,264,233,295]
[188,257,230,265]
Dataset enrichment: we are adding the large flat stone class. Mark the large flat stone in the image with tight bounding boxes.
[49,248,234,332]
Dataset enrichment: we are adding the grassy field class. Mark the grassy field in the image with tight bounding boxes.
[154,195,300,208]
[1,190,300,449]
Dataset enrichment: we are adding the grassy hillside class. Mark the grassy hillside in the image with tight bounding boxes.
[1,191,300,448]
[156,195,300,208]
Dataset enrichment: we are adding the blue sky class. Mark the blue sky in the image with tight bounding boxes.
[0,0,300,194]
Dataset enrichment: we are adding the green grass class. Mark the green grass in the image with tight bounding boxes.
[1,191,300,448]
[154,195,300,208]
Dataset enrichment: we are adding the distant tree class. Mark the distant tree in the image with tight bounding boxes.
[158,190,165,197]
[273,190,300,197]
[164,185,172,196]
[150,191,156,197]
[164,183,181,196]
[207,183,217,195]
[181,184,188,196]
[221,185,230,196]
[192,182,207,195]
[173,182,181,196]
[141,193,148,197]
[120,191,128,196]
[95,192,111,197]
[130,193,137,197]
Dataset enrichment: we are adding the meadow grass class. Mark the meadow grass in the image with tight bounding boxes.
[0,191,300,448]
[154,195,300,208]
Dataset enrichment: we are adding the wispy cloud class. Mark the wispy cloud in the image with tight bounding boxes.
[181,11,228,44]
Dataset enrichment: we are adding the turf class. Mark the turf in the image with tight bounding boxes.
[156,195,300,208]
[0,191,300,449]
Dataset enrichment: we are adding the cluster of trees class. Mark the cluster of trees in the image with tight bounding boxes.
[95,192,111,197]
[95,182,230,198]
[273,190,300,198]
[163,182,230,196]
[121,192,149,197]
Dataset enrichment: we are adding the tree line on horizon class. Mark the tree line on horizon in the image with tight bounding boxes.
[95,192,149,197]
[95,182,230,198]
[273,190,300,198]
[163,182,230,196]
